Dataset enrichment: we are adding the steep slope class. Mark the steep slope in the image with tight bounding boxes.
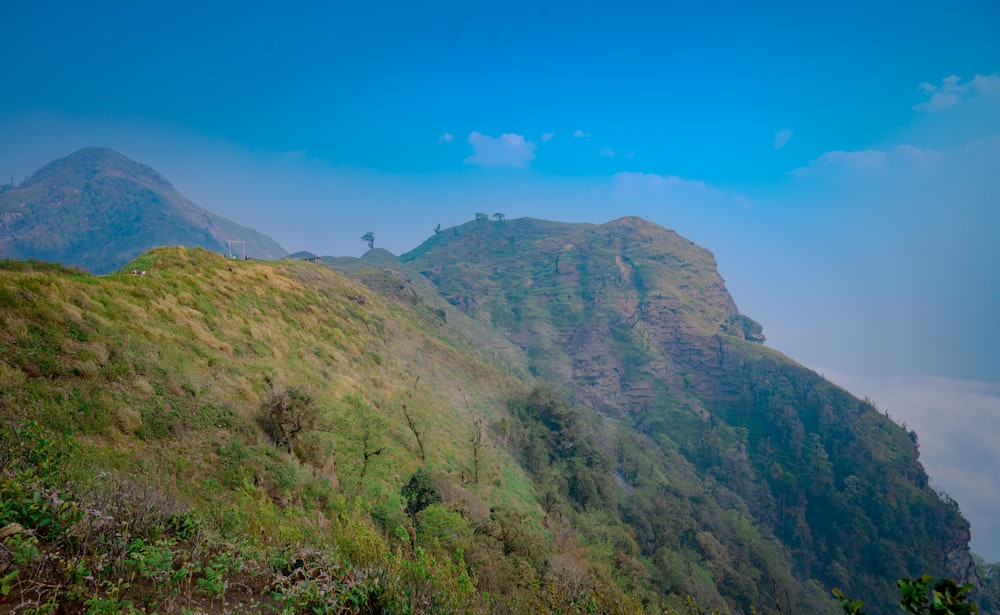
[0,248,579,612]
[0,148,286,273]
[402,216,978,614]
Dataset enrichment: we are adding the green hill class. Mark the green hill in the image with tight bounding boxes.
[0,216,991,614]
[0,148,286,273]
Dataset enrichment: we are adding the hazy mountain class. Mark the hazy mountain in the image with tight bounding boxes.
[0,217,992,613]
[0,147,286,273]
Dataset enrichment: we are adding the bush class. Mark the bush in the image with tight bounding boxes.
[401,467,441,519]
[260,386,319,454]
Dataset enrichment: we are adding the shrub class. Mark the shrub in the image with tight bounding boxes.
[260,386,319,454]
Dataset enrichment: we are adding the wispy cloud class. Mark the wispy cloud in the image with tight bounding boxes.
[790,144,943,178]
[915,73,1000,112]
[464,131,536,168]
[773,129,793,149]
[610,171,748,208]
[599,147,615,158]
[439,133,454,144]
[573,129,590,138]
[541,132,556,142]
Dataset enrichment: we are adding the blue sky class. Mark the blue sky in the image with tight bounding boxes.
[2,0,999,559]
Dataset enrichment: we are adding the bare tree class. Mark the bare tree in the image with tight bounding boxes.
[470,417,487,484]
[354,423,384,497]
[402,403,427,462]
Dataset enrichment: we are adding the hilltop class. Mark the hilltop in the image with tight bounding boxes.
[0,148,286,273]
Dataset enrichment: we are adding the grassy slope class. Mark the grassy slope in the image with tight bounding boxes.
[0,248,572,613]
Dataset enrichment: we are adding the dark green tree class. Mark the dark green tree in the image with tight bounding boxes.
[361,231,375,249]
[401,467,441,518]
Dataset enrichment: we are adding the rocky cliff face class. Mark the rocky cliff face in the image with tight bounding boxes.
[404,216,753,416]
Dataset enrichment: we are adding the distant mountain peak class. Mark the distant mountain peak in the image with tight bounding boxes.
[21,147,174,191]
[0,148,286,273]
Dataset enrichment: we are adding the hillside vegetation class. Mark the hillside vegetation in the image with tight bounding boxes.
[0,217,992,614]
[401,216,983,614]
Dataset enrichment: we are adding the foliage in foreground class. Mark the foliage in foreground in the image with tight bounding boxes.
[834,576,979,615]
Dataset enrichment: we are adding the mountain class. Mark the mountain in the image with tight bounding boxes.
[0,218,993,613]
[400,216,983,613]
[0,147,286,273]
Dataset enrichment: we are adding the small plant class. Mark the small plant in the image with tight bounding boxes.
[84,579,140,614]
[1,570,17,600]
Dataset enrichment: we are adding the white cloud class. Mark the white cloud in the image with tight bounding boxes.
[464,131,536,168]
[974,73,1000,96]
[599,147,615,158]
[541,131,555,142]
[773,128,793,149]
[810,148,887,169]
[914,73,1000,112]
[439,133,454,144]
[573,129,590,138]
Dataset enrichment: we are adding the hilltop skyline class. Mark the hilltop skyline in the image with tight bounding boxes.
[1,0,998,558]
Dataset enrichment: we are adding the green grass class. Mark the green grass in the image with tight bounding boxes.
[0,247,662,613]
